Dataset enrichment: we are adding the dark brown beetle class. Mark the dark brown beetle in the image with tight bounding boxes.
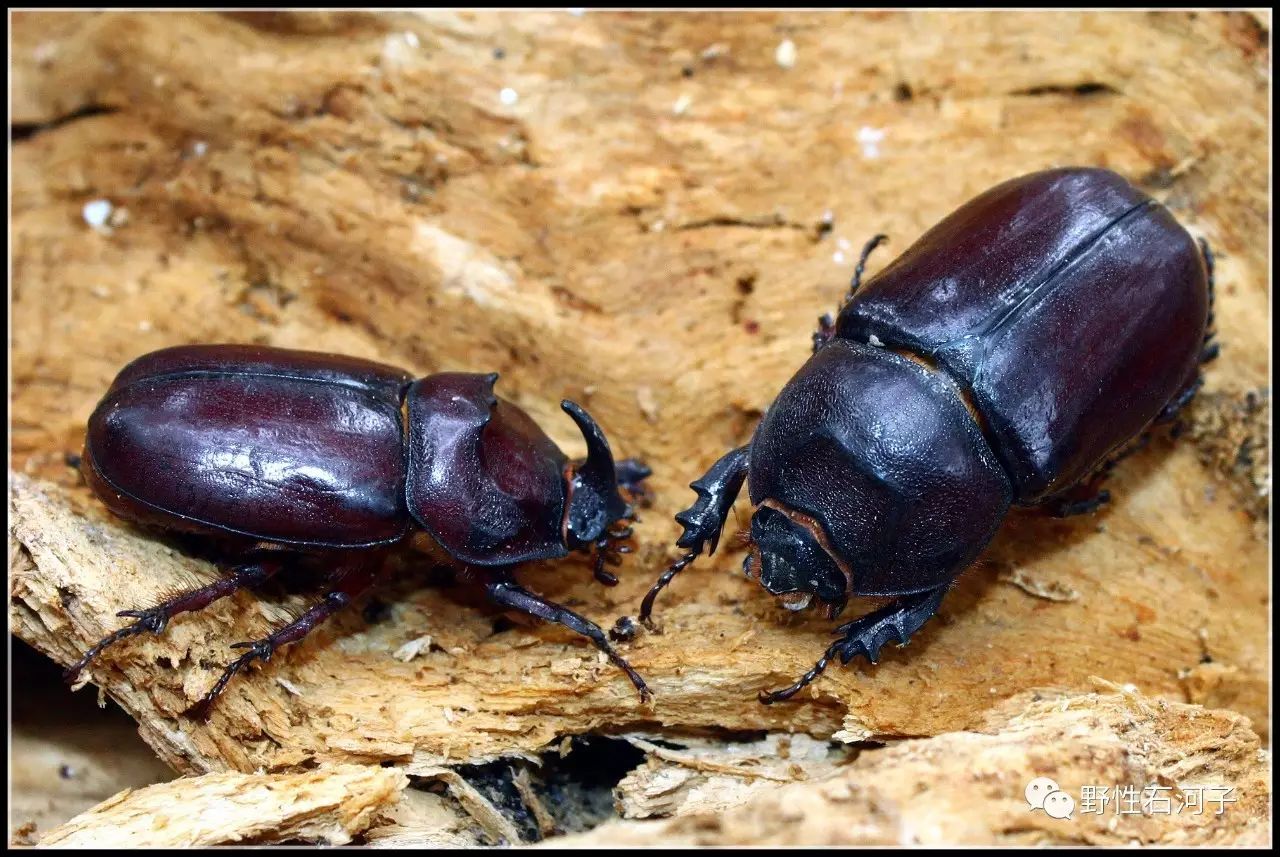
[640,167,1218,703]
[68,344,652,716]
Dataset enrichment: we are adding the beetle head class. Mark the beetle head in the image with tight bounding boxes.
[561,400,630,549]
[743,504,848,612]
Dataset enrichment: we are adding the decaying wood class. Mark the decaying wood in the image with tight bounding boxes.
[362,787,485,849]
[558,686,1272,846]
[10,9,1270,846]
[37,765,408,847]
[1185,389,1271,529]
[614,733,852,819]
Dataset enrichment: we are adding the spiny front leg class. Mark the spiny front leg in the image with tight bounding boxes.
[759,584,948,704]
[185,556,383,721]
[640,445,750,626]
[487,576,651,702]
[64,560,282,686]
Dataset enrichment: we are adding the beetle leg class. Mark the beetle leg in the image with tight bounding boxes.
[639,551,698,626]
[1045,463,1116,517]
[486,577,652,702]
[812,313,837,353]
[640,445,750,626]
[184,557,383,721]
[64,560,282,686]
[592,545,619,586]
[1044,427,1159,517]
[1048,489,1112,518]
[759,585,948,704]
[615,458,653,502]
[1157,375,1205,428]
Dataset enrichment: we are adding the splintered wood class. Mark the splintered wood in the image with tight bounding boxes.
[38,765,408,847]
[10,9,1271,847]
[559,687,1271,846]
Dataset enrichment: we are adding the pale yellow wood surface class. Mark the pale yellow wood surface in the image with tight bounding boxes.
[557,686,1271,846]
[38,765,407,847]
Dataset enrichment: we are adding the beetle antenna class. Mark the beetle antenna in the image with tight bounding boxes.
[639,549,698,628]
[843,233,889,305]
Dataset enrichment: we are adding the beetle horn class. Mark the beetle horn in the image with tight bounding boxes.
[561,400,627,547]
[562,400,618,487]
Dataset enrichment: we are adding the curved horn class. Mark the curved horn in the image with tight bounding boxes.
[561,400,626,545]
[561,400,619,489]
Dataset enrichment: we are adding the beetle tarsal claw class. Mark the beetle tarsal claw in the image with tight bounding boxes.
[117,607,169,634]
[63,608,174,685]
[230,640,275,663]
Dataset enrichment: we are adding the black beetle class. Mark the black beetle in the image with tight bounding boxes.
[640,167,1217,703]
[67,344,652,716]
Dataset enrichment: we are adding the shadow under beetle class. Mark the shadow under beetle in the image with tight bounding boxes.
[67,344,652,716]
[640,167,1218,703]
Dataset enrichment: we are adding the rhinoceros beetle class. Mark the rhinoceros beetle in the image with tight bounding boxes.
[67,344,652,717]
[640,167,1217,703]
